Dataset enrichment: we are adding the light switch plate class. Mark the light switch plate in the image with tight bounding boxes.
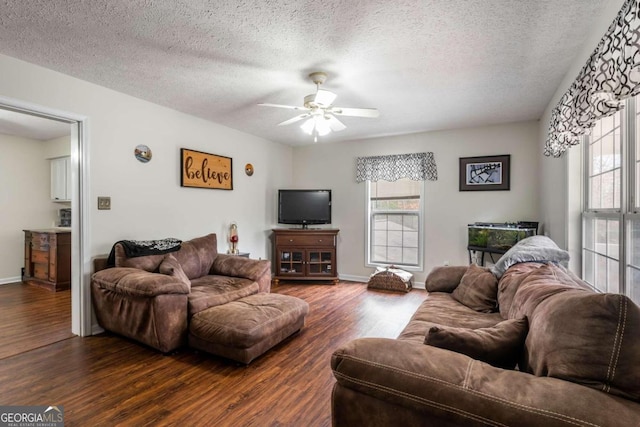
[98,196,111,210]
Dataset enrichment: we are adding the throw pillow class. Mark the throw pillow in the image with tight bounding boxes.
[159,254,191,288]
[424,317,529,369]
[451,264,498,312]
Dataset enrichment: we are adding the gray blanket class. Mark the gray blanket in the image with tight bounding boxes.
[490,235,570,278]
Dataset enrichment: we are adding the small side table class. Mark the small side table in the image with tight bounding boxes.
[228,252,250,258]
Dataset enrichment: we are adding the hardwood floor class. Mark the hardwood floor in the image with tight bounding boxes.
[0,282,73,359]
[0,281,427,427]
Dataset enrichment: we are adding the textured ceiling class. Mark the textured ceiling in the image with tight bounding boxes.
[0,1,616,146]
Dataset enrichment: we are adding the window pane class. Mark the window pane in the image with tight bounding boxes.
[601,171,614,209]
[583,216,620,293]
[404,231,418,247]
[608,220,619,259]
[374,215,387,230]
[636,96,640,210]
[373,229,386,245]
[601,133,614,172]
[584,217,595,250]
[584,249,595,284]
[403,248,418,265]
[596,254,607,293]
[629,267,640,305]
[628,218,640,305]
[592,139,602,175]
[387,247,402,263]
[608,259,620,294]
[387,215,403,230]
[630,218,640,266]
[590,175,601,209]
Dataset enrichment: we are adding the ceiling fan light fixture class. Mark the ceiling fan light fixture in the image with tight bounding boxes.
[300,118,315,135]
[315,116,331,136]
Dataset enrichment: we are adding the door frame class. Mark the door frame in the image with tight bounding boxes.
[0,95,91,336]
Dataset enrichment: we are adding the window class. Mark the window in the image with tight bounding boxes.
[583,97,640,303]
[366,178,423,269]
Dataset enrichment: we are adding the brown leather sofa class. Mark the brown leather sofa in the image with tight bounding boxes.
[331,262,640,426]
[91,233,272,353]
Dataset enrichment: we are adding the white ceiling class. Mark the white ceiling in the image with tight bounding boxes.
[0,1,615,146]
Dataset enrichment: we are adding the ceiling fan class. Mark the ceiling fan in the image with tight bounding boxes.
[259,72,379,142]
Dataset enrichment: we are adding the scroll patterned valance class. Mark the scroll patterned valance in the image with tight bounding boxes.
[355,152,438,183]
[545,0,640,157]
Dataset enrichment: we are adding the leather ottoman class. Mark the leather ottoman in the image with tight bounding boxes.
[188,293,309,364]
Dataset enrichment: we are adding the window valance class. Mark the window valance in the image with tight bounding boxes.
[355,152,438,183]
[545,0,640,157]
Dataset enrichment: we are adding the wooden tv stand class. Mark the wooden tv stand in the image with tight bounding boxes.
[272,228,339,285]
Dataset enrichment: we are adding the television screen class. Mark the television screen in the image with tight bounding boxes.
[278,189,332,228]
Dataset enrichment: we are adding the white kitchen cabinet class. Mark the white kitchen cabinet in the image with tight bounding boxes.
[50,156,71,202]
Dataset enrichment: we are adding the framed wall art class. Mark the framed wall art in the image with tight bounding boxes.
[181,148,233,190]
[459,155,510,191]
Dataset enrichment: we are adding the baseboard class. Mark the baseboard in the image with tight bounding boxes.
[0,276,21,285]
[338,274,369,283]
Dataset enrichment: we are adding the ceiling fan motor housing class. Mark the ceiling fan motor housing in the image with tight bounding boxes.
[309,71,327,85]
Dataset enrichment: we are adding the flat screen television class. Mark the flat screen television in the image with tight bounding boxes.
[278,189,332,228]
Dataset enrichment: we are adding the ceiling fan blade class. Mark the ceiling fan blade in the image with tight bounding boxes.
[331,107,379,118]
[314,89,337,106]
[326,114,346,132]
[258,103,310,111]
[277,114,310,126]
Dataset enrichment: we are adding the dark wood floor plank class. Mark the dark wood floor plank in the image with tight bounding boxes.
[0,282,73,359]
[0,281,427,426]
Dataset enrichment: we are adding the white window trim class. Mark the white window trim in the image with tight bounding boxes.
[364,180,424,272]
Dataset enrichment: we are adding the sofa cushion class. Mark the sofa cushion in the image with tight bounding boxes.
[159,254,191,288]
[425,266,468,293]
[522,290,640,402]
[188,275,259,316]
[451,264,498,313]
[173,233,218,280]
[397,293,503,343]
[424,317,528,369]
[507,263,592,321]
[490,235,570,279]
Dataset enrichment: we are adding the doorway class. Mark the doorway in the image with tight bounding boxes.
[0,95,90,338]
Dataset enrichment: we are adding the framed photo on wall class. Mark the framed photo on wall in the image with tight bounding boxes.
[459,155,510,191]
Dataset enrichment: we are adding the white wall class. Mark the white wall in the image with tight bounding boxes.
[292,120,540,284]
[44,135,71,159]
[539,0,625,260]
[0,135,55,282]
[0,53,292,269]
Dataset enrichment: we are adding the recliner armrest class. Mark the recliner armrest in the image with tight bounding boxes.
[331,338,640,426]
[211,254,271,292]
[92,267,190,297]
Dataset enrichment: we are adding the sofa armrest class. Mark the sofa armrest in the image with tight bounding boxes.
[331,338,640,427]
[92,267,190,297]
[424,265,468,292]
[211,254,272,292]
